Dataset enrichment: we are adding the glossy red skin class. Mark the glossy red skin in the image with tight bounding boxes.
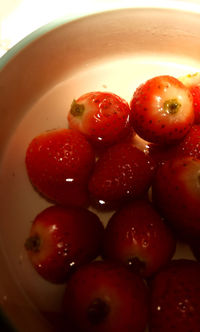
[25,128,95,207]
[179,73,200,123]
[152,157,200,241]
[190,85,200,124]
[63,261,149,332]
[102,200,176,278]
[179,73,200,124]
[88,142,156,209]
[68,91,132,148]
[190,241,200,262]
[148,144,177,167]
[130,134,177,167]
[25,205,104,283]
[130,75,194,145]
[174,125,200,160]
[150,259,200,332]
[141,125,200,167]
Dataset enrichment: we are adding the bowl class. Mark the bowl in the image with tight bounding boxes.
[1,4,200,332]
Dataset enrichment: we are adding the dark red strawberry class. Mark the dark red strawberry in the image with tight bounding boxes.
[63,261,149,332]
[102,200,176,278]
[24,205,104,283]
[88,142,156,209]
[68,91,132,148]
[25,128,95,207]
[147,144,177,166]
[179,72,200,124]
[152,156,200,241]
[150,259,200,332]
[190,241,200,262]
[130,75,194,144]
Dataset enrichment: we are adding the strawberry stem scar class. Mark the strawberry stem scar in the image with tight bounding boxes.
[87,298,110,325]
[163,99,181,115]
[25,235,40,252]
[70,100,85,117]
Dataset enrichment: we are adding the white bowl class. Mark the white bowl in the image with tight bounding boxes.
[1,5,200,332]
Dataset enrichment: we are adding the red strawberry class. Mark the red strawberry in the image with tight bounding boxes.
[68,91,132,148]
[131,134,177,167]
[150,259,200,332]
[25,128,95,207]
[102,200,176,278]
[152,156,200,241]
[179,72,200,124]
[174,124,200,160]
[63,261,149,332]
[147,144,177,166]
[24,205,104,283]
[130,75,194,144]
[88,142,156,209]
[140,125,200,167]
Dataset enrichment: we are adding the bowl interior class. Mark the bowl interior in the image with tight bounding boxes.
[0,7,200,332]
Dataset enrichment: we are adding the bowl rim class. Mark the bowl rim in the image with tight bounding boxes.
[1,3,200,331]
[1,1,200,70]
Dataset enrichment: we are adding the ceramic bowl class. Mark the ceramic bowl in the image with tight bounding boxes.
[1,4,200,332]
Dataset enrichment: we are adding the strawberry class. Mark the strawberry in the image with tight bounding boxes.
[152,156,200,241]
[150,259,200,332]
[130,75,194,144]
[190,241,200,262]
[63,261,149,332]
[147,144,177,167]
[139,125,200,167]
[131,134,177,167]
[174,124,200,160]
[24,205,104,283]
[88,142,156,209]
[25,128,95,207]
[68,91,132,148]
[148,125,200,166]
[102,200,176,278]
[179,72,200,124]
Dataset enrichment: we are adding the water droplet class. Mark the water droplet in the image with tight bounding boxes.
[98,200,106,206]
[178,302,187,312]
[142,239,149,248]
[51,224,58,232]
[65,178,74,182]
